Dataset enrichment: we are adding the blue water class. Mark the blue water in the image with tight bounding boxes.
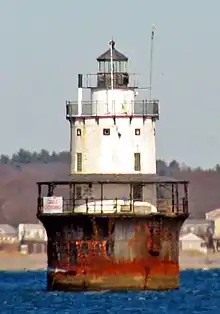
[0,270,219,313]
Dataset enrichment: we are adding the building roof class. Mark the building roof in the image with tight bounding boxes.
[0,224,17,236]
[19,224,45,231]
[206,209,220,220]
[179,232,204,242]
[37,173,189,185]
[183,219,213,225]
[97,42,128,62]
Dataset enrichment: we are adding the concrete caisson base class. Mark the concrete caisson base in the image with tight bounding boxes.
[39,213,188,292]
[47,272,179,292]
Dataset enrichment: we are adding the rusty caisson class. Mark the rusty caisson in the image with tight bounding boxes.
[37,174,189,291]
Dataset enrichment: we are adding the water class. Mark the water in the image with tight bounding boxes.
[0,270,219,313]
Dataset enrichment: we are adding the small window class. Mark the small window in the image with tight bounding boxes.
[135,128,140,135]
[77,129,81,136]
[81,242,89,255]
[76,186,82,199]
[133,184,143,201]
[134,153,141,171]
[103,128,110,135]
[76,153,82,172]
[69,243,78,265]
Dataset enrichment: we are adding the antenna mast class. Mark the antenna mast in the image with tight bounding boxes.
[149,25,155,101]
[109,39,114,92]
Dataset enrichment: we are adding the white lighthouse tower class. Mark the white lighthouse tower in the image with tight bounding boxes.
[66,40,159,214]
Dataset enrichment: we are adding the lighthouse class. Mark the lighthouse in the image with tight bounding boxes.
[37,39,189,291]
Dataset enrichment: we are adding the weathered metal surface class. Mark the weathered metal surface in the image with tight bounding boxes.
[39,214,187,291]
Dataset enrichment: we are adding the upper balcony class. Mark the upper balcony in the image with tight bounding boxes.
[66,100,159,120]
[79,73,139,89]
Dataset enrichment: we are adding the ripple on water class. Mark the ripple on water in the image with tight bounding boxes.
[0,270,219,314]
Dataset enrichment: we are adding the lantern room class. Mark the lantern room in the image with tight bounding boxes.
[96,40,129,89]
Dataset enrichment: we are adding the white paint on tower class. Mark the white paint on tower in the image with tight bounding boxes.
[71,118,156,174]
[91,89,135,115]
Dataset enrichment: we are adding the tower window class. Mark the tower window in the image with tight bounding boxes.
[76,153,82,172]
[135,128,140,136]
[76,186,82,199]
[133,184,143,201]
[103,128,110,135]
[134,153,141,171]
[77,129,81,136]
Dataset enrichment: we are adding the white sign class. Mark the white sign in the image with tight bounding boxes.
[43,196,63,214]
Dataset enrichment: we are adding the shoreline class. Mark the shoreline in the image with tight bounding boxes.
[0,252,220,272]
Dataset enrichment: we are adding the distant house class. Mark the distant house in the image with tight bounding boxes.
[0,224,19,252]
[179,233,206,252]
[180,219,214,237]
[18,223,47,254]
[206,209,220,239]
[18,223,47,242]
[0,224,17,241]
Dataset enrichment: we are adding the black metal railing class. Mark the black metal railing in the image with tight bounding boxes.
[80,73,139,89]
[37,181,189,216]
[157,198,188,215]
[66,100,159,118]
[37,197,188,215]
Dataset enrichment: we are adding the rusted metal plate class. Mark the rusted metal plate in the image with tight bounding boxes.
[40,215,187,291]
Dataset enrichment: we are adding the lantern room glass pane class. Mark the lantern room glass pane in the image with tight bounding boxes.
[98,60,128,73]
[98,61,105,72]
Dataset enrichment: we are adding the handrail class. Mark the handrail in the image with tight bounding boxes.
[66,100,159,117]
[38,197,188,215]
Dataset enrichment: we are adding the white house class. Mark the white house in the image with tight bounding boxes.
[0,224,17,243]
[179,232,206,252]
[18,223,47,242]
[206,208,220,239]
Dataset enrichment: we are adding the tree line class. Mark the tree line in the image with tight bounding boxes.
[0,149,70,165]
[1,148,220,174]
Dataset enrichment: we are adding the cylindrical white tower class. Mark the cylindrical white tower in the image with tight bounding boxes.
[66,40,159,214]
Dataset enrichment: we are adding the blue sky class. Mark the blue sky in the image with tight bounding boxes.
[0,0,219,168]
